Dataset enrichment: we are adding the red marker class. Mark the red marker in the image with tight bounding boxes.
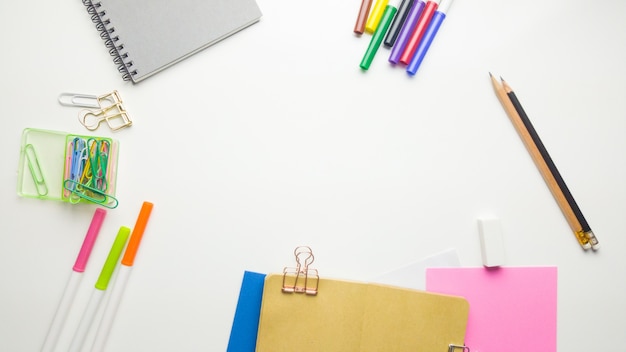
[398,0,439,65]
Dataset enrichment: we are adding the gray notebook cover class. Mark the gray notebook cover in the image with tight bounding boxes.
[88,0,262,83]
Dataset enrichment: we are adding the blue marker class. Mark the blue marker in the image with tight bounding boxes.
[406,0,454,75]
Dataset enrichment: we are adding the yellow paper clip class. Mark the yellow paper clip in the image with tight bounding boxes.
[282,246,319,295]
[59,91,132,131]
[63,135,117,208]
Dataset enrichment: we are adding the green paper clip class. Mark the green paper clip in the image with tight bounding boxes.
[63,179,119,209]
[24,144,48,196]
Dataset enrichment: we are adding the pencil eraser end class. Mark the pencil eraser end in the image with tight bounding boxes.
[478,218,505,267]
[584,231,600,251]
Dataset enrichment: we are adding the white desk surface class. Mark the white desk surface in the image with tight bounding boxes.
[1,0,625,351]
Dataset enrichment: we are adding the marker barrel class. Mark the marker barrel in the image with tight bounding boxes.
[388,0,424,64]
[399,0,438,65]
[364,0,389,33]
[360,5,398,70]
[90,265,132,352]
[383,0,415,47]
[69,289,105,352]
[74,208,106,272]
[41,271,83,352]
[406,11,446,75]
[354,0,373,34]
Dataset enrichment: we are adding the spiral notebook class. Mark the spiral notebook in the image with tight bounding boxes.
[83,0,262,83]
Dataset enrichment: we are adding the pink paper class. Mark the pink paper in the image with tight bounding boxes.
[426,267,557,352]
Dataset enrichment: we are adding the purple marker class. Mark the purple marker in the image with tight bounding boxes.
[388,0,425,64]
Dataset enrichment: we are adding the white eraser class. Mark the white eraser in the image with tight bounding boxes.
[478,218,505,267]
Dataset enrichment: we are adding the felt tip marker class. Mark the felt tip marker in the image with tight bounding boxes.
[388,0,425,64]
[360,5,398,70]
[68,226,130,352]
[41,208,106,352]
[383,0,415,47]
[406,0,454,75]
[364,0,389,33]
[91,202,153,352]
[399,0,439,65]
[354,0,374,34]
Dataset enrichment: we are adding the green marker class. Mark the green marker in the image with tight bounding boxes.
[360,5,398,70]
[68,226,131,352]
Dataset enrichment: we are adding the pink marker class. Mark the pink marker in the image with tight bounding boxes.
[41,208,106,352]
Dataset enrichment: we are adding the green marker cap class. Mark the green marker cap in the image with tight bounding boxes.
[95,226,131,290]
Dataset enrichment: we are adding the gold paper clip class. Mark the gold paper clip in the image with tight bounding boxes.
[59,91,132,131]
[282,246,319,295]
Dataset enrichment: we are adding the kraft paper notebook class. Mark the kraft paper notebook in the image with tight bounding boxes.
[82,0,262,83]
[256,273,471,352]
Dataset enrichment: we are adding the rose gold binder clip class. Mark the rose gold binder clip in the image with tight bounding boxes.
[58,91,132,131]
[282,246,319,295]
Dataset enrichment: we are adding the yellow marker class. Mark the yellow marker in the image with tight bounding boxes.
[364,0,389,33]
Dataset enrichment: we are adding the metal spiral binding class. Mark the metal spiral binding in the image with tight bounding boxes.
[82,0,137,81]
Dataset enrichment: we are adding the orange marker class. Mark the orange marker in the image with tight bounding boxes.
[121,201,154,266]
[91,201,154,352]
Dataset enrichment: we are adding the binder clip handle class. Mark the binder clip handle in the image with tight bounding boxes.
[448,344,470,352]
[282,246,319,295]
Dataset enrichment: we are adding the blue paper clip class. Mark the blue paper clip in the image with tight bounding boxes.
[68,137,87,191]
[64,136,116,207]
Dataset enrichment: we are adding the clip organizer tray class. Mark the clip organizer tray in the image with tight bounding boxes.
[17,128,120,208]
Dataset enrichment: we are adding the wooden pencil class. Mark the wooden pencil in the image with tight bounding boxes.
[501,78,598,250]
[489,73,592,250]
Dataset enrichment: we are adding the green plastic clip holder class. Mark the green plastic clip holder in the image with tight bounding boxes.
[17,128,120,208]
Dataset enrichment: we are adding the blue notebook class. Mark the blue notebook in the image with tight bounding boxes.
[226,271,266,352]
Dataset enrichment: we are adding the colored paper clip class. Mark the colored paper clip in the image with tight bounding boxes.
[59,91,132,131]
[282,246,319,295]
[63,136,117,208]
[68,137,88,192]
[82,138,110,193]
[448,344,470,352]
[24,144,48,196]
[63,179,119,209]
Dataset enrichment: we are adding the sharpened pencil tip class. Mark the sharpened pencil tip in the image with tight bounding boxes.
[500,76,505,81]
[488,72,493,77]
